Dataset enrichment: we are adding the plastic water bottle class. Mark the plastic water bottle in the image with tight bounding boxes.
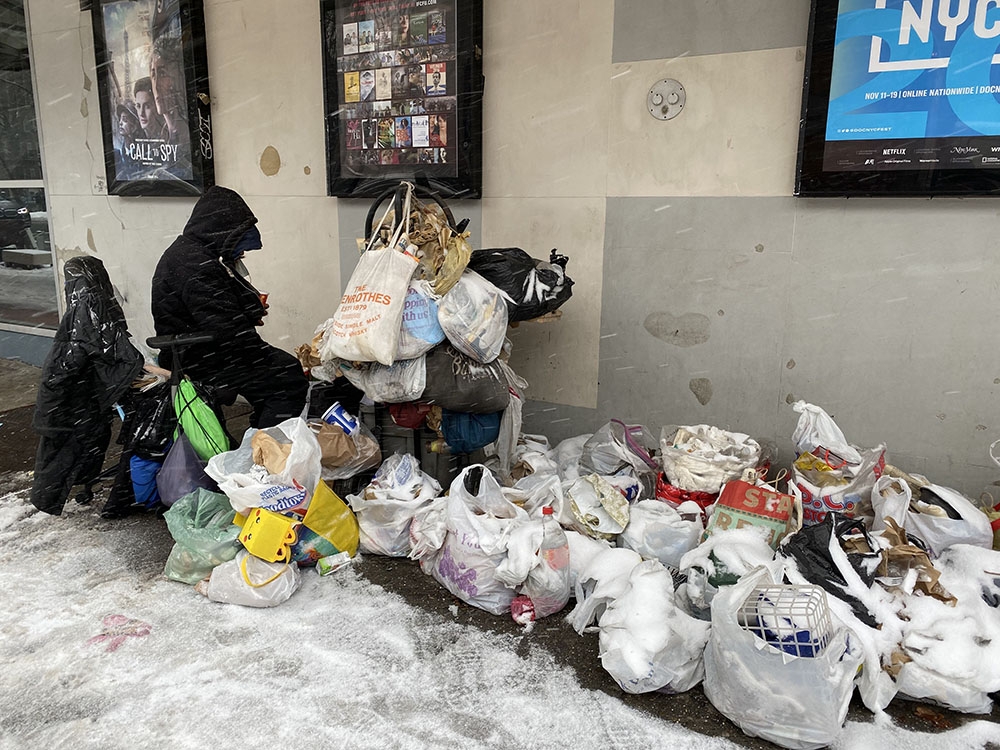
[511,506,571,624]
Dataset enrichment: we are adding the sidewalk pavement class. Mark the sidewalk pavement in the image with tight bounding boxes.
[0,357,997,749]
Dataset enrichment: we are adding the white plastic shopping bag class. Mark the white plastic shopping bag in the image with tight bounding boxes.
[203,550,301,608]
[205,418,322,516]
[347,454,441,557]
[616,499,704,571]
[428,465,529,615]
[702,567,862,750]
[598,559,711,694]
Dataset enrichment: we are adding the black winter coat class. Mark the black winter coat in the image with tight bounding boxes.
[31,256,144,514]
[151,185,269,373]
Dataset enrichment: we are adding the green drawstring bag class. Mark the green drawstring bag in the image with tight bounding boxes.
[174,377,229,462]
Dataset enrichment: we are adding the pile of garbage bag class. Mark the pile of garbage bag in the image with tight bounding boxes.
[150,184,1000,748]
[156,384,1000,749]
[301,181,572,461]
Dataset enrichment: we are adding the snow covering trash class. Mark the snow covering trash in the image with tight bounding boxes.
[10,378,1000,748]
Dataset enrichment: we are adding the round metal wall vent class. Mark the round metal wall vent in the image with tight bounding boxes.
[647,78,685,121]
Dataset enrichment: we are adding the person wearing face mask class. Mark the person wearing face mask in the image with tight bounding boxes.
[150,186,308,428]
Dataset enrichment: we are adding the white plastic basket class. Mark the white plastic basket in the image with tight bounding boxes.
[737,584,833,658]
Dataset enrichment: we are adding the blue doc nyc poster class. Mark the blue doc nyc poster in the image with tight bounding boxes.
[825,0,1000,170]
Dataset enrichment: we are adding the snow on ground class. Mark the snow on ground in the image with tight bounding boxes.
[0,486,997,750]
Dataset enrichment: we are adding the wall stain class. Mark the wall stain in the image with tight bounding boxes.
[644,311,710,347]
[80,97,88,118]
[786,359,796,369]
[995,378,1000,385]
[83,73,92,91]
[303,165,311,175]
[689,378,712,406]
[937,413,946,420]
[717,309,725,316]
[754,243,764,253]
[86,228,96,253]
[260,146,281,176]
[786,393,796,404]
[976,424,987,431]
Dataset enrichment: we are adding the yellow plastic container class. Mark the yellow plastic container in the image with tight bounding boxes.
[239,507,299,563]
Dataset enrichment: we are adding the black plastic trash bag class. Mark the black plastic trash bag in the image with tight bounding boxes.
[421,343,509,414]
[466,248,573,322]
[780,512,882,628]
[120,383,177,460]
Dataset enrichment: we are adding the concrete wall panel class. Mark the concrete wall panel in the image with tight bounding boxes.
[482,0,613,198]
[612,0,810,62]
[608,49,805,198]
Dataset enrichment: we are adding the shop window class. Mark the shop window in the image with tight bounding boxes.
[0,0,58,330]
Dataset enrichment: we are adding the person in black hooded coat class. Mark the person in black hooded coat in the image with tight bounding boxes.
[31,256,145,515]
[151,185,307,429]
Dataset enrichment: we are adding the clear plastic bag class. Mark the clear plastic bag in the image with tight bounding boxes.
[204,550,301,608]
[436,270,509,363]
[347,454,441,557]
[341,356,426,404]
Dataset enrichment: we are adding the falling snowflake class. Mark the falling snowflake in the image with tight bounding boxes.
[87,614,152,653]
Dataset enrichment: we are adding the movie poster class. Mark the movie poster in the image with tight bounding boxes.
[822,0,1000,172]
[99,0,197,184]
[326,0,459,181]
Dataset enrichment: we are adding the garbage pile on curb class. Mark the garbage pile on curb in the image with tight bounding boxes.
[157,393,1000,749]
[152,183,1000,750]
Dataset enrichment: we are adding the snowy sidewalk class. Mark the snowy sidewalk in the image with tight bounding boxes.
[1,479,999,750]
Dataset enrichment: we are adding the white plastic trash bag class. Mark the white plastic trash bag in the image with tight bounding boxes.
[437,270,509,363]
[340,356,427,404]
[598,560,711,695]
[791,401,863,466]
[887,479,993,558]
[427,465,529,614]
[205,418,322,516]
[348,454,441,557]
[893,545,1000,714]
[660,425,761,494]
[702,567,862,750]
[566,546,642,634]
[617,499,703,571]
[203,550,301,608]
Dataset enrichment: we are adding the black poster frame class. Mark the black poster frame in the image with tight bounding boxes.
[91,0,215,197]
[320,0,483,199]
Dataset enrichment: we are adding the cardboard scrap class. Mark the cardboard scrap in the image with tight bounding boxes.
[877,518,957,605]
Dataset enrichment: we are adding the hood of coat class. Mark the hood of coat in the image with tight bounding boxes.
[181,185,258,258]
[63,255,128,331]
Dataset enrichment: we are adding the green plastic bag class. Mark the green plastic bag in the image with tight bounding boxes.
[163,488,240,584]
[174,378,229,461]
